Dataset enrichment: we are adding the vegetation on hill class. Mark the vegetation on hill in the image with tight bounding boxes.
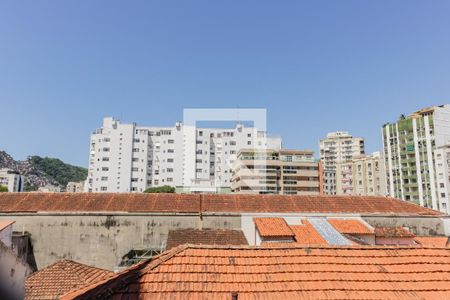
[28,156,87,187]
[144,185,175,193]
[0,150,87,191]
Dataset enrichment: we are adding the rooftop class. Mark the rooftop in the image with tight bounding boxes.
[25,259,113,300]
[0,193,442,216]
[61,244,450,299]
[0,220,15,231]
[290,220,328,245]
[165,229,248,250]
[414,236,449,248]
[254,217,294,238]
[328,219,374,235]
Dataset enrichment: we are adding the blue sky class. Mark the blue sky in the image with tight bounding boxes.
[1,1,450,166]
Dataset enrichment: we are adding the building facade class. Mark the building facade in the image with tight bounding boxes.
[433,143,450,214]
[231,149,322,195]
[319,132,365,194]
[86,117,282,193]
[66,181,85,193]
[336,152,386,196]
[382,105,450,211]
[0,168,25,192]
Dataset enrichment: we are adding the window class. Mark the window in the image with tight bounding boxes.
[101,177,108,181]
[167,158,174,163]
[103,147,110,152]
[168,139,174,144]
[101,167,109,171]
[132,157,139,162]
[133,148,140,152]
[247,141,251,145]
[100,187,107,191]
[132,167,139,171]
[167,168,173,173]
[102,157,109,161]
[167,149,174,153]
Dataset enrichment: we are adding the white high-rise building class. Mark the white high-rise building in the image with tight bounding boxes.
[0,168,25,192]
[434,143,450,214]
[382,105,450,210]
[319,131,365,194]
[85,117,282,193]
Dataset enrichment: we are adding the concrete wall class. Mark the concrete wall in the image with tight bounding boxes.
[0,242,32,300]
[375,237,415,245]
[362,216,449,236]
[0,225,13,248]
[0,213,241,271]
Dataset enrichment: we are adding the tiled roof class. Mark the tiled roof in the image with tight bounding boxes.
[328,219,374,235]
[165,229,248,250]
[25,259,113,300]
[290,220,328,245]
[61,245,450,299]
[415,236,449,248]
[254,218,294,237]
[0,193,442,216]
[375,227,415,238]
[0,220,15,231]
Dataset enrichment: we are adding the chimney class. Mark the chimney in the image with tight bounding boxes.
[231,292,238,300]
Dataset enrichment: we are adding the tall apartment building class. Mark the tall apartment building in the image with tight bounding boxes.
[319,131,365,194]
[382,105,450,210]
[434,143,450,214]
[231,149,322,195]
[335,152,386,196]
[0,168,25,192]
[86,117,282,193]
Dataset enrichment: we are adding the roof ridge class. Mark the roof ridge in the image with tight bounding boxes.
[60,244,190,300]
[182,244,450,250]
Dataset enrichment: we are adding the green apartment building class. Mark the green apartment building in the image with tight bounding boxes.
[382,105,450,211]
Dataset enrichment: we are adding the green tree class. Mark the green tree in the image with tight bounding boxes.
[0,185,8,192]
[29,156,87,186]
[143,185,175,193]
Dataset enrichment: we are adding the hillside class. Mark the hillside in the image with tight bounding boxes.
[0,151,87,191]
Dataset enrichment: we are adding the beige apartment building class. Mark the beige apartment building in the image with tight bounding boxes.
[336,152,386,196]
[319,131,365,195]
[231,149,322,195]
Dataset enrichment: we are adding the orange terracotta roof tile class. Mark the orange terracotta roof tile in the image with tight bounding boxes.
[0,220,15,231]
[165,229,248,249]
[254,218,294,238]
[328,219,374,235]
[61,244,450,300]
[290,220,328,245]
[375,227,415,238]
[0,193,442,216]
[25,259,113,300]
[415,236,449,248]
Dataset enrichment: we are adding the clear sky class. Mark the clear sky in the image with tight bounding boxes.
[1,1,450,166]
